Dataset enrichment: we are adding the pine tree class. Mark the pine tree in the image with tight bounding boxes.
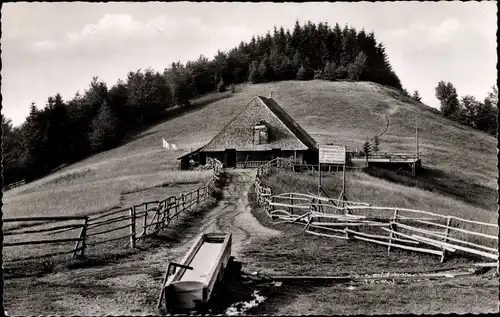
[21,103,47,177]
[412,90,422,102]
[323,61,337,81]
[475,98,497,134]
[2,115,27,183]
[362,141,372,156]
[279,55,295,80]
[247,60,259,83]
[296,64,307,80]
[372,136,380,153]
[292,50,302,69]
[88,101,119,152]
[258,56,270,82]
[334,65,348,80]
[458,95,479,126]
[347,51,367,80]
[313,69,323,80]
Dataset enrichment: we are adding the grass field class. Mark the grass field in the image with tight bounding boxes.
[2,80,497,314]
[243,177,498,315]
[5,80,495,221]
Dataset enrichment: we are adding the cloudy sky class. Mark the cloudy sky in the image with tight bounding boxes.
[2,1,497,126]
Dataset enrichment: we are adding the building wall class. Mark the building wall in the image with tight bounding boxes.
[236,151,274,162]
[204,150,310,166]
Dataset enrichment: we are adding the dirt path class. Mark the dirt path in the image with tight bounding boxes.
[194,168,281,257]
[4,168,280,315]
[377,104,399,138]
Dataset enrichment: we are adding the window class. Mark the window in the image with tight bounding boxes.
[253,121,269,145]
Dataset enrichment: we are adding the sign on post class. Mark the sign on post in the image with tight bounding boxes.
[319,145,346,164]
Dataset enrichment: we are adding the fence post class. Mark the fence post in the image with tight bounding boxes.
[158,201,165,230]
[175,196,179,219]
[130,207,136,249]
[73,217,88,258]
[181,194,185,217]
[387,209,398,254]
[142,206,148,236]
[81,216,88,257]
[197,188,200,205]
[440,216,452,263]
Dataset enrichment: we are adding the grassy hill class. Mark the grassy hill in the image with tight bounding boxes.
[3,80,497,220]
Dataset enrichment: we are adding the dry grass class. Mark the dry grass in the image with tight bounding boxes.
[3,170,211,220]
[5,80,495,219]
[260,168,498,249]
[244,179,498,315]
[263,169,495,221]
[2,80,497,314]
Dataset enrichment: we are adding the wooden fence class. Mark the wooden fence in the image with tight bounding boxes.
[254,158,499,270]
[236,161,269,168]
[3,159,224,263]
[3,179,26,192]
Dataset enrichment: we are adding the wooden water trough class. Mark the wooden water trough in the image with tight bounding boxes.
[158,232,232,314]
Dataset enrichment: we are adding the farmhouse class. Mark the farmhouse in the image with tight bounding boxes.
[179,96,318,169]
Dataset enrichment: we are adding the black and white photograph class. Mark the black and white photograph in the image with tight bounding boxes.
[1,1,498,315]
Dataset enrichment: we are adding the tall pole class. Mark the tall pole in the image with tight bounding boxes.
[342,163,346,205]
[415,109,419,159]
[318,161,321,196]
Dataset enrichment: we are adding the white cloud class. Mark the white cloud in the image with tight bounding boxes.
[382,18,460,43]
[28,13,253,57]
[430,18,460,43]
[67,14,149,43]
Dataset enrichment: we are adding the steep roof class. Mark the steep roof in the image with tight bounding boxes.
[259,96,318,151]
[198,96,317,152]
[177,147,203,160]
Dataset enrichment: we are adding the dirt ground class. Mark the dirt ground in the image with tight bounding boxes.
[3,169,279,315]
[4,169,499,315]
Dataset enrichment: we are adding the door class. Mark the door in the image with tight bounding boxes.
[225,149,236,167]
[271,148,282,159]
[199,152,207,166]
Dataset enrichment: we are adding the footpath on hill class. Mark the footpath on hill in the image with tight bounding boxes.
[4,169,279,315]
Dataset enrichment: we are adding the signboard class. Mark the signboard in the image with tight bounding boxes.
[318,144,346,164]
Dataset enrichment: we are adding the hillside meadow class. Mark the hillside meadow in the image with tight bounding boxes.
[2,80,497,316]
[4,80,496,224]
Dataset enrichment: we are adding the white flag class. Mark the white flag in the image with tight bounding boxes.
[171,144,177,149]
[162,138,169,149]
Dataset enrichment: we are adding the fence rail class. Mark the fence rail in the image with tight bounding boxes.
[3,159,224,263]
[254,158,499,269]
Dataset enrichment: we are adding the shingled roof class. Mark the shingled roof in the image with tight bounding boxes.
[195,96,317,153]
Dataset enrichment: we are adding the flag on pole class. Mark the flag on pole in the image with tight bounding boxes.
[162,138,169,149]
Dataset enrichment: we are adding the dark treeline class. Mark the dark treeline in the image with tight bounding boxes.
[2,20,403,186]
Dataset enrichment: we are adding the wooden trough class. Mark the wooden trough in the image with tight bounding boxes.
[158,232,232,314]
